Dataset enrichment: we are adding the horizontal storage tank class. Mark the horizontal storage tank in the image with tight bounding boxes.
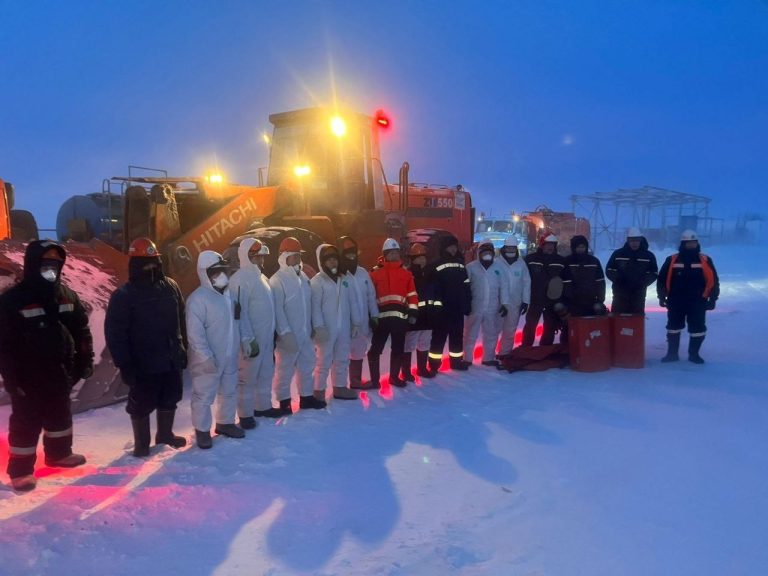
[57,193,123,249]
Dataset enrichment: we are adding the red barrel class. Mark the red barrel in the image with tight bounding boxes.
[611,314,645,368]
[568,316,612,372]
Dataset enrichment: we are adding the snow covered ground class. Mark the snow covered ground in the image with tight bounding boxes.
[1,245,766,576]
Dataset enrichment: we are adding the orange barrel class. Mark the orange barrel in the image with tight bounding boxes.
[610,314,645,368]
[568,315,612,372]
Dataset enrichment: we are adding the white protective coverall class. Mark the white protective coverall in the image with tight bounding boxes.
[463,257,510,362]
[229,237,276,415]
[269,251,314,401]
[498,255,531,356]
[187,251,240,431]
[347,265,379,360]
[310,245,363,392]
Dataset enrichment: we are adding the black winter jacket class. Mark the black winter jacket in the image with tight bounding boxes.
[606,238,658,295]
[407,263,433,330]
[657,244,720,305]
[0,240,93,395]
[563,252,606,315]
[524,248,567,306]
[426,236,471,318]
[104,257,188,376]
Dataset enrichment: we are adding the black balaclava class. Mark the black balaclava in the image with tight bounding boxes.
[338,236,358,275]
[569,235,589,259]
[320,245,341,281]
[23,239,66,299]
[129,256,164,285]
[440,234,460,261]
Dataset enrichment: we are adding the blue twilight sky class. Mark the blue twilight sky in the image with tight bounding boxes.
[1,0,767,229]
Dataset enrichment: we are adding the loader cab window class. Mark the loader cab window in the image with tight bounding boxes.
[267,116,381,214]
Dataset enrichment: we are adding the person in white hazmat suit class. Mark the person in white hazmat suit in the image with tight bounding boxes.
[229,237,281,426]
[463,242,510,367]
[337,236,380,390]
[270,237,326,412]
[187,251,246,449]
[310,244,363,401]
[497,236,531,357]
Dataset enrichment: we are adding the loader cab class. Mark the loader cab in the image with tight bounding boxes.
[266,108,387,215]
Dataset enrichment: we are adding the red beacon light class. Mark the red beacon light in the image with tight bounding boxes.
[374,109,391,130]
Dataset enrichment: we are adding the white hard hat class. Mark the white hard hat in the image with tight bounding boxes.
[626,227,642,238]
[256,243,270,255]
[382,238,400,252]
[544,234,558,243]
[503,236,519,248]
[680,229,698,241]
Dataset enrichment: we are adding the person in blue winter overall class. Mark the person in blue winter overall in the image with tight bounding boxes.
[187,250,245,449]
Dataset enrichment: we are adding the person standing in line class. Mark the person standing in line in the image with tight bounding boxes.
[368,238,419,388]
[522,234,567,346]
[463,242,510,367]
[187,250,245,449]
[657,230,719,364]
[402,243,434,381]
[270,237,325,411]
[497,237,531,358]
[311,244,362,401]
[229,238,279,425]
[605,227,658,314]
[337,236,380,390]
[561,235,607,317]
[427,234,472,372]
[0,240,93,491]
[105,238,188,458]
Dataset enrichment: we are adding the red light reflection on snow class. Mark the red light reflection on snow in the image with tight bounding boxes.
[359,391,371,410]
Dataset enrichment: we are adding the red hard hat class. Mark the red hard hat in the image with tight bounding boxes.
[129,237,161,257]
[278,236,304,254]
[246,239,264,256]
[408,243,427,257]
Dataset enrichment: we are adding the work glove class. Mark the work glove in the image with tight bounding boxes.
[351,325,361,338]
[369,317,380,331]
[120,370,137,387]
[499,305,508,318]
[201,357,218,374]
[519,302,529,315]
[278,331,299,353]
[407,312,418,325]
[241,338,260,359]
[658,295,667,308]
[592,302,608,316]
[313,326,330,343]
[705,296,717,311]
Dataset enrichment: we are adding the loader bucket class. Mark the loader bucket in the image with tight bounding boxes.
[0,238,131,413]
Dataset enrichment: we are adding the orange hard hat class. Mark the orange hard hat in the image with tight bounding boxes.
[246,239,264,256]
[408,243,427,257]
[128,237,161,257]
[278,236,304,254]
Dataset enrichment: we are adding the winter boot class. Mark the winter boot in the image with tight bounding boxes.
[428,354,442,375]
[661,332,681,363]
[279,398,293,415]
[131,415,151,457]
[688,335,705,364]
[195,429,213,449]
[255,407,284,418]
[400,352,416,382]
[367,353,382,390]
[155,409,186,448]
[333,386,358,400]
[238,416,258,430]
[416,350,435,378]
[450,357,470,371]
[299,395,327,410]
[214,423,246,438]
[348,359,370,390]
[481,359,500,367]
[45,453,86,468]
[11,474,37,492]
[388,352,407,387]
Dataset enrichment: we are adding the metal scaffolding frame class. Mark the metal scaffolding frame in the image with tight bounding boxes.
[571,186,720,251]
